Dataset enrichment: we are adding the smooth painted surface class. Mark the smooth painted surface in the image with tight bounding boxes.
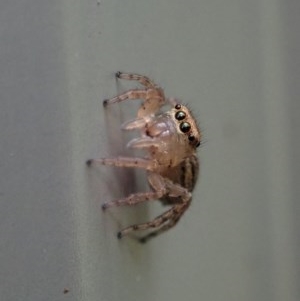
[0,1,299,301]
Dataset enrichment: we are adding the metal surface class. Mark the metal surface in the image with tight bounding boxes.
[0,1,299,300]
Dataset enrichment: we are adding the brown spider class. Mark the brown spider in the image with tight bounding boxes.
[86,72,201,243]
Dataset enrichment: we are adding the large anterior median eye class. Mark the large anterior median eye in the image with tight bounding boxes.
[180,122,191,133]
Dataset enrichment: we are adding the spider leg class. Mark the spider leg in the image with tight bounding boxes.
[117,205,176,238]
[86,156,156,171]
[101,172,167,209]
[103,89,148,106]
[138,215,182,243]
[118,201,191,239]
[102,190,164,210]
[116,174,192,239]
[103,87,166,117]
[103,72,167,117]
[116,71,157,88]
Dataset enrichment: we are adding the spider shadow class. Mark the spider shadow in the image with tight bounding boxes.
[101,92,151,239]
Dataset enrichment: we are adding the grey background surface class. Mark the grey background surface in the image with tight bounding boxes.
[0,1,299,301]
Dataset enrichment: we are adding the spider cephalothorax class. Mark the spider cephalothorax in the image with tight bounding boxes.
[87,72,201,243]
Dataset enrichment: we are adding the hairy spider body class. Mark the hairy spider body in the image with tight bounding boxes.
[87,72,201,243]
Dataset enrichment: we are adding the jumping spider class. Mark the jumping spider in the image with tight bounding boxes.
[86,72,201,243]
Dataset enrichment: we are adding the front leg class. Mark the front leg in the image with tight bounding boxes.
[103,73,166,117]
[103,89,149,107]
[103,88,165,118]
[115,71,157,88]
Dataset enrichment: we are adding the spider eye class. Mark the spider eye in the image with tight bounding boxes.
[188,134,200,147]
[180,122,191,133]
[175,104,181,110]
[188,134,195,141]
[175,111,186,121]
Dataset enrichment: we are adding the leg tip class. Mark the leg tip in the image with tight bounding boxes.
[103,99,109,107]
[138,237,147,244]
[86,159,93,166]
[101,203,108,211]
[115,71,122,78]
[117,231,123,239]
